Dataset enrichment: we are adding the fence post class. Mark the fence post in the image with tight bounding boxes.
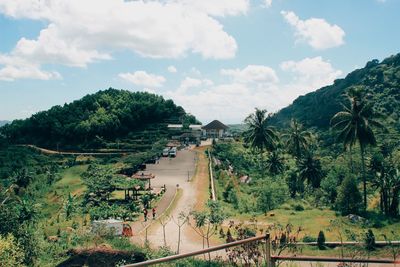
[265,233,272,267]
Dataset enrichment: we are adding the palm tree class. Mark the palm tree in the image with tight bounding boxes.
[243,108,278,176]
[283,119,311,159]
[265,150,285,175]
[298,151,324,188]
[331,87,382,210]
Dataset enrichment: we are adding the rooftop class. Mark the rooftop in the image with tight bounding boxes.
[202,120,229,130]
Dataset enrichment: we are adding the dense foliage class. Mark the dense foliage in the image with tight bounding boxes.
[270,53,400,132]
[1,88,197,149]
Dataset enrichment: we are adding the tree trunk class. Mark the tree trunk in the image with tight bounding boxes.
[349,146,354,173]
[260,150,265,178]
[360,144,367,210]
[389,187,399,217]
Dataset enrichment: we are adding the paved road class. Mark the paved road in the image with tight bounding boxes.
[130,148,197,243]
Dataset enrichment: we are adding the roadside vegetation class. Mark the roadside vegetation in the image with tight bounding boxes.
[211,86,400,258]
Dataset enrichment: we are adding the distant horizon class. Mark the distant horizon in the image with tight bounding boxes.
[1,0,399,123]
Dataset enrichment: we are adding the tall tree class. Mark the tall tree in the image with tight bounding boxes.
[297,151,324,188]
[331,87,382,210]
[265,150,285,175]
[283,119,311,159]
[243,108,278,176]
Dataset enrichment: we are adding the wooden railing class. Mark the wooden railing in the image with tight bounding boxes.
[122,234,270,267]
[271,255,400,266]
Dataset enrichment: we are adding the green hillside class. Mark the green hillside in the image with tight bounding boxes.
[0,121,9,127]
[270,53,400,131]
[0,88,197,149]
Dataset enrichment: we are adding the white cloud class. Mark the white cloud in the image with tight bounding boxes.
[176,77,214,94]
[164,59,342,123]
[263,0,272,8]
[119,71,166,88]
[166,81,289,124]
[169,0,249,17]
[281,10,345,50]
[280,56,342,93]
[167,65,177,73]
[0,0,247,81]
[221,65,279,83]
[0,54,61,81]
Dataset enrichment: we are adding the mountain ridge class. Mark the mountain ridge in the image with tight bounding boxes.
[270,53,400,130]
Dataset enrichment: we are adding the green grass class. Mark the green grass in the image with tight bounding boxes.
[38,165,88,235]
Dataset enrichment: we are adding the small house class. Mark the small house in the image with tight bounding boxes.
[202,120,229,138]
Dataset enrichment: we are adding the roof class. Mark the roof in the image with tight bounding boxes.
[202,120,229,130]
[168,124,182,129]
[132,172,155,180]
[189,124,202,130]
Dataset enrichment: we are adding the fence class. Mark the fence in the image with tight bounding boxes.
[207,149,216,201]
[122,234,400,267]
[122,234,270,266]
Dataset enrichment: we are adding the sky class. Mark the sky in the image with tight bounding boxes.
[0,0,399,124]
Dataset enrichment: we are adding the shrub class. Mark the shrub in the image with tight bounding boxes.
[0,234,25,267]
[317,231,326,250]
[256,180,289,213]
[302,235,316,242]
[335,176,362,215]
[365,229,375,251]
[293,204,304,211]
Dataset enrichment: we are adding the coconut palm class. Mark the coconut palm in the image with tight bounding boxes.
[265,150,285,175]
[298,151,324,188]
[283,119,311,159]
[243,108,278,176]
[331,87,383,210]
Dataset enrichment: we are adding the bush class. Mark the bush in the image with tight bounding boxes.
[317,231,326,250]
[335,176,362,215]
[293,204,305,211]
[256,180,289,213]
[0,234,25,266]
[365,229,375,251]
[302,235,316,242]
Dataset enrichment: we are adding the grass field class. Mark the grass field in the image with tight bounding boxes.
[39,165,88,235]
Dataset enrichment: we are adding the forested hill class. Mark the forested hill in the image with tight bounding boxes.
[0,88,196,148]
[270,53,400,129]
[0,121,9,127]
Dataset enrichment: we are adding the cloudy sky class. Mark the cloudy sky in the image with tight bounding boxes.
[0,0,399,124]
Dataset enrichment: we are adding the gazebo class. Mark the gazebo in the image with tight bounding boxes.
[132,172,155,190]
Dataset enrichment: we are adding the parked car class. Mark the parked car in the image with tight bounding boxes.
[145,157,157,164]
[169,147,177,157]
[162,148,170,157]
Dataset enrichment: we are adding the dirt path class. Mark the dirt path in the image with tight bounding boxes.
[19,144,131,155]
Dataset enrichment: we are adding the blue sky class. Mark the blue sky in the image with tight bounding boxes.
[0,0,399,124]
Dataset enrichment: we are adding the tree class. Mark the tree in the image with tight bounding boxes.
[189,201,225,259]
[283,119,311,159]
[12,169,33,194]
[317,231,326,250]
[331,87,383,210]
[243,108,278,176]
[256,180,288,213]
[365,229,375,251]
[286,170,303,198]
[82,164,116,203]
[297,152,324,188]
[336,176,362,215]
[265,150,285,175]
